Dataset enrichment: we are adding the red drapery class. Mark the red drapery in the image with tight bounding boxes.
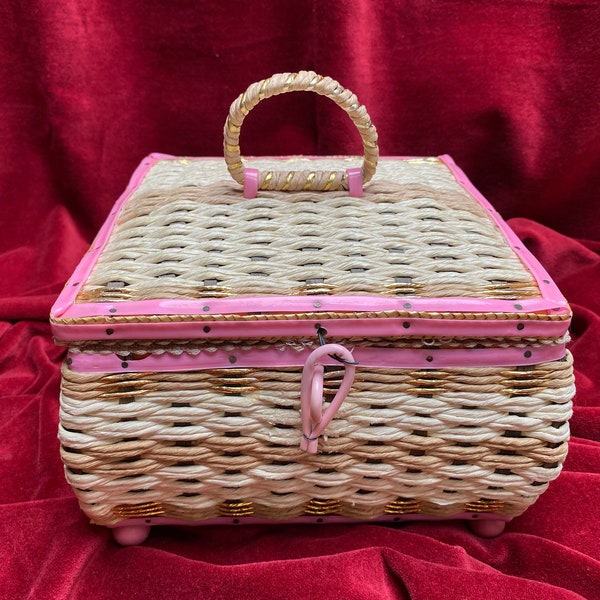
[2,2,599,598]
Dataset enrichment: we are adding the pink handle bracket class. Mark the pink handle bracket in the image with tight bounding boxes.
[346,167,363,198]
[243,168,260,199]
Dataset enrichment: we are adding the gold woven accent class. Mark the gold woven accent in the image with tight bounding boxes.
[99,502,523,525]
[465,499,506,513]
[291,282,338,295]
[112,502,165,518]
[304,498,343,515]
[105,499,521,525]
[207,370,259,395]
[384,498,422,514]
[76,288,134,303]
[218,500,255,517]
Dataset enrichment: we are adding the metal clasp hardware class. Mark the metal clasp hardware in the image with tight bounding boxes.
[316,325,359,365]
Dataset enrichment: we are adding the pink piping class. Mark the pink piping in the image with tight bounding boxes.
[52,314,569,343]
[67,343,566,373]
[54,294,568,322]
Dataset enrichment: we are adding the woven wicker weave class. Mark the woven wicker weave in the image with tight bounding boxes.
[60,354,573,526]
[74,161,540,305]
[51,72,575,538]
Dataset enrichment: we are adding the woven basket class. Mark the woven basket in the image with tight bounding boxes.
[51,72,574,545]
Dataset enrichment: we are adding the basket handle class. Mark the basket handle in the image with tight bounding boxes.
[223,71,379,198]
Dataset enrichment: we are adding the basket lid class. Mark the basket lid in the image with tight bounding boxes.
[51,154,570,351]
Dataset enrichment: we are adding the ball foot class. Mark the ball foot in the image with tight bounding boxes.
[469,518,506,538]
[112,524,151,546]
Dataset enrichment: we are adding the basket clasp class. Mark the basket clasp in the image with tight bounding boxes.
[300,343,357,453]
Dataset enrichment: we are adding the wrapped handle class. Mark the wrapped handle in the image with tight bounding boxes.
[223,71,378,196]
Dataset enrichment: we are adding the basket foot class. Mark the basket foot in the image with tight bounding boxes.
[112,524,151,546]
[469,518,506,538]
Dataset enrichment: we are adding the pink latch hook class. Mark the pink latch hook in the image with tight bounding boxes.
[300,344,357,453]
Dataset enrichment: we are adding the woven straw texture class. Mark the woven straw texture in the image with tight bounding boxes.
[75,158,541,305]
[223,71,379,192]
[59,353,573,526]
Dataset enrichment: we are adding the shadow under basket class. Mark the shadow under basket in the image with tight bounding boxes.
[51,72,574,545]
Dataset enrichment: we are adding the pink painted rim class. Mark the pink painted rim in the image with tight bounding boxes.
[50,154,571,346]
[67,343,567,373]
[109,511,512,529]
[52,314,569,343]
[57,295,567,321]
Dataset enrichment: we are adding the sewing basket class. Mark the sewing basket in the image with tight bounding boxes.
[50,72,575,545]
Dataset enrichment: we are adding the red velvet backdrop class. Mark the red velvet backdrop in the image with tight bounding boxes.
[2,1,599,599]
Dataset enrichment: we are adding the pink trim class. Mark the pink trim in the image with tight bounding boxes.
[300,344,356,453]
[51,312,569,343]
[243,167,259,198]
[54,292,568,326]
[58,292,568,322]
[440,155,568,307]
[346,167,363,197]
[67,343,566,373]
[109,512,512,528]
